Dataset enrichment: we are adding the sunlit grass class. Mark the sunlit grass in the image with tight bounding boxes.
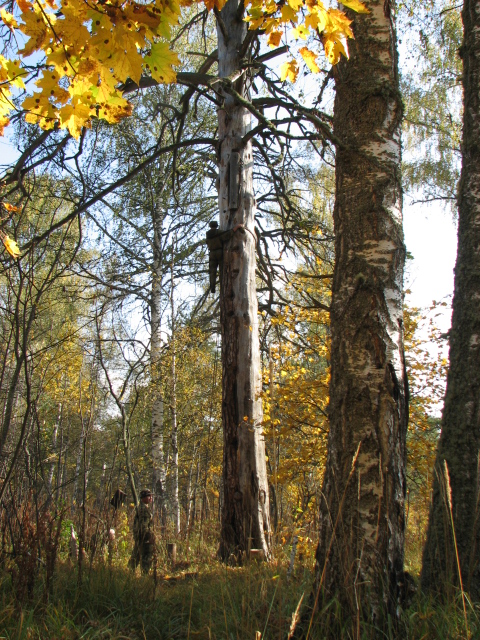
[1,526,480,639]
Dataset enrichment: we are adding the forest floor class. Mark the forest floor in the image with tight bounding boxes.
[0,530,478,639]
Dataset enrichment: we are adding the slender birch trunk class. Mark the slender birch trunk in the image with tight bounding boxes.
[151,197,167,524]
[95,461,106,510]
[72,424,86,512]
[312,0,407,625]
[84,444,92,494]
[421,0,480,596]
[187,453,200,532]
[46,402,62,496]
[217,0,271,560]
[170,245,180,536]
[55,418,64,508]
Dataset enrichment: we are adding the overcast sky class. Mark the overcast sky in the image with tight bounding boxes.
[404,201,457,333]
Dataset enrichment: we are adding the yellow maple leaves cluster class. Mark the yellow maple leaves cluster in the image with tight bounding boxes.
[0,0,368,138]
[1,0,181,138]
[245,0,368,81]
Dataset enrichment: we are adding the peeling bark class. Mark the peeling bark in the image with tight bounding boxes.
[217,0,271,561]
[313,0,407,625]
[421,0,480,597]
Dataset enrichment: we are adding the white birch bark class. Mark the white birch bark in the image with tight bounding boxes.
[71,424,86,511]
[46,402,62,496]
[170,248,180,535]
[151,197,167,522]
[313,0,407,626]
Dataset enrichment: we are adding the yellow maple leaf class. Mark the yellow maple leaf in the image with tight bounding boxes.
[1,9,18,30]
[305,5,328,32]
[263,16,280,33]
[280,58,299,82]
[292,24,309,40]
[264,0,277,14]
[299,47,320,73]
[19,8,50,58]
[326,9,353,40]
[341,0,369,13]
[323,34,348,65]
[97,100,133,124]
[45,47,71,75]
[2,233,21,258]
[35,70,70,104]
[23,93,57,129]
[58,101,91,138]
[144,41,179,83]
[267,30,282,47]
[280,4,297,22]
[0,116,10,135]
[0,57,26,91]
[286,0,303,10]
[109,43,143,84]
[247,17,265,29]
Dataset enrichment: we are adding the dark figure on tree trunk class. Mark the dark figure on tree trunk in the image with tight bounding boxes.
[206,221,244,294]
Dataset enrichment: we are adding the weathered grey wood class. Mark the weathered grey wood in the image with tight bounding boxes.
[229,151,240,210]
[216,0,271,561]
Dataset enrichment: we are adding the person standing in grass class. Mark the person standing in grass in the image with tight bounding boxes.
[129,489,154,574]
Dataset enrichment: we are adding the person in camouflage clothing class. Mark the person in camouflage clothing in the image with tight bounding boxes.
[205,221,244,294]
[129,489,154,574]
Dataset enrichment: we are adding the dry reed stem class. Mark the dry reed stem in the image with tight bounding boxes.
[288,592,304,640]
[443,460,470,639]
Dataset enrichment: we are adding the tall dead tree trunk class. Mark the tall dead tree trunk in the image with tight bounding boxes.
[151,197,167,524]
[311,0,407,627]
[217,0,271,561]
[421,0,480,597]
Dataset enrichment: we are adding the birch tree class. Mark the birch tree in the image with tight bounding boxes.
[310,0,408,628]
[151,188,167,523]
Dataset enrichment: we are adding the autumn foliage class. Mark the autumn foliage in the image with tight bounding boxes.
[0,0,366,139]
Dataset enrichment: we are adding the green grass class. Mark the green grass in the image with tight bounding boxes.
[0,548,310,639]
[1,538,480,640]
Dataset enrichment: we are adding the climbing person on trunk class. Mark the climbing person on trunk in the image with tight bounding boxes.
[129,489,154,574]
[206,221,244,294]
